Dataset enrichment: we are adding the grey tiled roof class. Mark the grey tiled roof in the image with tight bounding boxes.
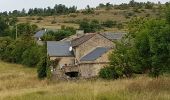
[34,30,46,38]
[100,33,125,40]
[71,33,95,47]
[47,41,74,57]
[80,47,110,61]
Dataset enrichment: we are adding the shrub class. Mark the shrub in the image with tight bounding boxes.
[37,56,48,79]
[117,23,124,29]
[79,19,101,33]
[145,13,150,17]
[103,20,117,28]
[37,17,43,20]
[69,14,77,18]
[22,46,42,67]
[51,20,56,24]
[99,67,114,79]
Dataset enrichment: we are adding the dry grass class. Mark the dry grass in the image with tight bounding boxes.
[17,8,158,32]
[0,61,170,100]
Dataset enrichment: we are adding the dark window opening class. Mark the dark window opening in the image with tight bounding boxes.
[65,72,79,78]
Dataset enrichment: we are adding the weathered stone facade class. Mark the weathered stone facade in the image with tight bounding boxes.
[50,57,75,69]
[78,50,111,78]
[47,32,124,79]
[74,33,114,63]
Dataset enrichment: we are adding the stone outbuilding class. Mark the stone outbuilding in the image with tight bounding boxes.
[47,32,125,79]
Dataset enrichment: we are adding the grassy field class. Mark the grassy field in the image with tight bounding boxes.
[0,61,170,100]
[17,7,161,32]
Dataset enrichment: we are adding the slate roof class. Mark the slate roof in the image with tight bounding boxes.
[47,41,74,57]
[33,30,46,38]
[80,47,110,61]
[71,33,95,47]
[100,33,125,40]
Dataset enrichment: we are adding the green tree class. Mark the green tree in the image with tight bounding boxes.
[0,17,9,36]
[37,56,48,79]
[79,20,101,33]
[22,46,43,67]
[129,19,170,77]
[82,5,94,14]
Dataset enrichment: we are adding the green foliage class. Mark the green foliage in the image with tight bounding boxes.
[22,46,43,67]
[46,57,52,79]
[129,19,170,77]
[99,67,119,79]
[166,6,170,24]
[0,4,77,17]
[0,17,10,37]
[103,20,116,28]
[41,31,55,41]
[145,2,154,9]
[0,37,45,67]
[117,23,124,29]
[82,5,94,14]
[41,26,76,41]
[79,19,101,33]
[105,2,113,10]
[101,16,170,79]
[37,56,48,79]
[10,23,38,39]
[37,17,43,20]
[0,37,14,61]
[9,17,18,25]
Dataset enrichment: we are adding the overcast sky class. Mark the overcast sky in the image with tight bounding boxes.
[0,0,169,12]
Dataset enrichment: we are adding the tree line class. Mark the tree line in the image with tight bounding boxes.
[0,4,77,17]
[1,0,169,17]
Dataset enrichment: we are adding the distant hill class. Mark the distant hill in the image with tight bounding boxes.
[17,6,166,32]
[0,1,167,32]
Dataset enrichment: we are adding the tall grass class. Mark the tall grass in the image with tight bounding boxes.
[0,61,170,100]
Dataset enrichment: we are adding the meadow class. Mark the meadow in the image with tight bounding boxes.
[0,61,170,100]
[17,8,159,32]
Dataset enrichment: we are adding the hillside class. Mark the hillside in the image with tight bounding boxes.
[17,6,164,32]
[0,61,170,100]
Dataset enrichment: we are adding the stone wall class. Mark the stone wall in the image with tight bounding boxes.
[50,57,75,69]
[79,63,108,78]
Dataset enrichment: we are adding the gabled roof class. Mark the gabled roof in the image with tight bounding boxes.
[47,41,74,57]
[100,33,125,41]
[80,47,110,61]
[71,33,95,47]
[33,30,46,38]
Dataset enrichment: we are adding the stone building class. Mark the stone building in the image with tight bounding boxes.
[47,32,124,79]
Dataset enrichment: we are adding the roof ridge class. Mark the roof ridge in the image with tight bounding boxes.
[71,33,96,47]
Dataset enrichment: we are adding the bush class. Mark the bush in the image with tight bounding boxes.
[51,20,56,24]
[99,67,114,79]
[82,5,94,15]
[0,37,45,67]
[22,46,43,67]
[79,19,101,33]
[69,14,77,18]
[117,23,124,29]
[37,17,43,20]
[37,56,48,79]
[103,20,117,28]
[99,67,121,79]
[124,12,135,19]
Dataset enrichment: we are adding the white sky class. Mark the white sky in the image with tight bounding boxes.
[0,0,169,12]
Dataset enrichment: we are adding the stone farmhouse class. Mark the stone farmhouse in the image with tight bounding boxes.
[47,32,124,79]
